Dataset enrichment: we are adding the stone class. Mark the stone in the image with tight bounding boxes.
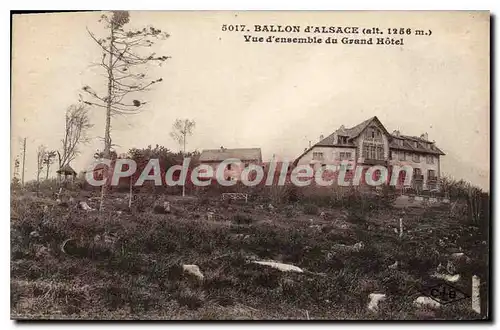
[29,231,40,239]
[388,261,398,270]
[333,241,364,252]
[79,201,95,211]
[367,293,386,311]
[253,260,304,273]
[164,201,171,213]
[431,273,460,283]
[183,264,204,280]
[414,296,441,308]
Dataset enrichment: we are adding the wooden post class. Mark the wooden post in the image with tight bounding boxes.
[472,275,481,315]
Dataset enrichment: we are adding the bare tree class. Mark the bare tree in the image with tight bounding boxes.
[81,11,169,211]
[170,119,196,197]
[36,145,47,195]
[57,104,93,179]
[43,150,57,180]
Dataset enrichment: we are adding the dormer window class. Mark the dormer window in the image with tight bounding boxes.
[338,136,348,144]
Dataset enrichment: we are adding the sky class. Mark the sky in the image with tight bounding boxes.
[11,11,490,190]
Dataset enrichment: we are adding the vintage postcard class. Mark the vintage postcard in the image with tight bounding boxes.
[10,11,490,320]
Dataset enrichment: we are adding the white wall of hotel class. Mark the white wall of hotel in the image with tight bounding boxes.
[297,146,441,190]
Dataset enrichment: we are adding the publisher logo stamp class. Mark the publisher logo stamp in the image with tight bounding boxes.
[420,283,469,305]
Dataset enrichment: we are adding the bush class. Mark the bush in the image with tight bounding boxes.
[232,213,253,225]
[303,203,319,215]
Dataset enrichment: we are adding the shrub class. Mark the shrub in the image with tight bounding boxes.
[232,213,253,225]
[303,203,319,215]
[176,288,205,310]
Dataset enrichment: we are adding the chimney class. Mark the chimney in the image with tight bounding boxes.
[340,125,345,130]
[220,146,225,152]
[308,140,312,148]
[319,134,324,141]
[420,132,428,141]
[393,130,400,137]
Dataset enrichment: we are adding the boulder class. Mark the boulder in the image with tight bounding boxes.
[367,293,386,311]
[414,296,441,308]
[252,260,304,273]
[79,201,95,211]
[431,273,460,283]
[183,264,204,280]
[388,261,398,270]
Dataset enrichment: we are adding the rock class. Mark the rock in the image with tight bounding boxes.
[367,293,386,311]
[79,201,95,211]
[431,273,460,283]
[29,231,40,239]
[183,264,204,280]
[388,261,398,270]
[164,201,171,213]
[333,241,364,252]
[414,296,441,308]
[252,260,304,273]
[116,211,122,215]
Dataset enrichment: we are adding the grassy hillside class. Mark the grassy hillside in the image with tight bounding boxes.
[10,190,489,320]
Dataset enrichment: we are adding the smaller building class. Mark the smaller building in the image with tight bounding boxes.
[199,147,262,181]
[56,164,77,181]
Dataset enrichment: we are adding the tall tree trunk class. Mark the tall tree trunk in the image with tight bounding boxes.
[100,23,114,212]
[46,162,50,180]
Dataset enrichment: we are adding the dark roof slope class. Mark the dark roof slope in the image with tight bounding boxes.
[390,134,445,155]
[199,148,262,162]
[56,164,77,175]
[316,116,389,146]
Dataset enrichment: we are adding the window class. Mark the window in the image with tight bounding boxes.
[398,151,406,161]
[414,168,422,176]
[397,139,404,146]
[312,152,324,161]
[426,155,435,164]
[365,126,382,141]
[363,143,384,160]
[428,170,436,179]
[338,136,348,144]
[412,154,420,163]
[339,152,352,160]
[227,164,232,170]
[414,141,418,148]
